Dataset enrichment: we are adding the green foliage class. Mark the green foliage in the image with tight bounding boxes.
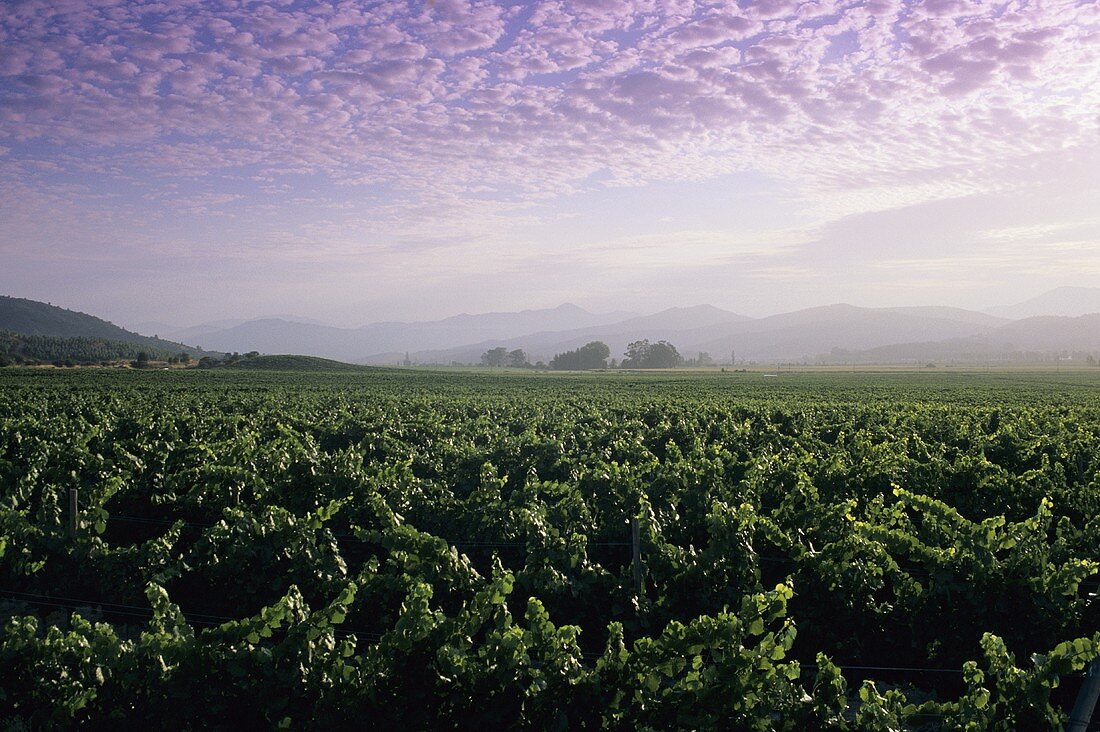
[622,339,683,369]
[549,341,610,370]
[0,295,202,358]
[0,368,1098,727]
[481,347,509,367]
[479,348,531,368]
[0,331,180,365]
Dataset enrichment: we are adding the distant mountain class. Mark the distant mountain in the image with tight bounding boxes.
[687,305,1008,361]
[397,303,637,335]
[131,321,179,338]
[378,304,1007,365]
[157,315,336,345]
[993,314,1100,351]
[818,314,1100,364]
[0,296,205,356]
[186,319,358,360]
[511,304,748,357]
[987,287,1100,319]
[186,304,638,362]
[8,294,1096,369]
[878,306,1007,328]
[376,305,749,365]
[158,319,250,344]
[610,304,748,332]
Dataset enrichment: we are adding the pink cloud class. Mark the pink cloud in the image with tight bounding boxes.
[668,14,755,48]
[0,0,1095,221]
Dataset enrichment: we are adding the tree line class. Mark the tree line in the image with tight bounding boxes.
[480,339,717,370]
[0,332,187,368]
[0,332,264,370]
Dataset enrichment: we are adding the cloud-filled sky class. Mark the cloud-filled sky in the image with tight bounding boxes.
[1,0,1098,328]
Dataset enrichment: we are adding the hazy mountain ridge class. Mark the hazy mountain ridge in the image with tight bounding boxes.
[377,305,749,364]
[877,306,1009,328]
[385,304,1019,365]
[689,305,1008,361]
[5,287,1098,367]
[986,286,1100,319]
[364,296,1100,365]
[818,314,1100,364]
[173,303,638,362]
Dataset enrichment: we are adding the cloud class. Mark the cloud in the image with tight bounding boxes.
[0,0,1093,197]
[1,0,1098,320]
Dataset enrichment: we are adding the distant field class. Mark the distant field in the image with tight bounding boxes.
[0,367,1097,728]
[6,363,1100,403]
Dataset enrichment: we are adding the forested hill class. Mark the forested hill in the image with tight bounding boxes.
[0,332,185,365]
[0,296,204,357]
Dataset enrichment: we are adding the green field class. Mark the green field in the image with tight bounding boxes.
[1,368,1098,729]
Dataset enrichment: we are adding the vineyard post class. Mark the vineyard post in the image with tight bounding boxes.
[1068,659,1100,732]
[69,488,78,535]
[631,518,643,597]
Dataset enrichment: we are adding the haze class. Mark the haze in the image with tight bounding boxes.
[2,0,1099,328]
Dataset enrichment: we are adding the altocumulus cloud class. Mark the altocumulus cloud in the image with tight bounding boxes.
[1,0,1098,319]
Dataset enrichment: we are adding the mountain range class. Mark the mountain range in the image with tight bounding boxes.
[3,288,1099,366]
[137,287,1100,364]
[392,303,1098,366]
[148,303,636,363]
[985,286,1100,320]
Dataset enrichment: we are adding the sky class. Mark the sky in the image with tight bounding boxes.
[1,0,1098,329]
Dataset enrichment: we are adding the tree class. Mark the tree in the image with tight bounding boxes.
[480,347,508,367]
[622,340,648,367]
[550,341,610,370]
[507,349,529,368]
[131,351,151,369]
[649,341,682,368]
[621,339,682,369]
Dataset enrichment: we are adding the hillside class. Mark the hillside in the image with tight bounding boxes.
[224,354,368,372]
[0,296,205,357]
[0,331,186,365]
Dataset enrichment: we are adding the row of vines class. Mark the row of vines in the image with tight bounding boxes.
[1,369,1098,728]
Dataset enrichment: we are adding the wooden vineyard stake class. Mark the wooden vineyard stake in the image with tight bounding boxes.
[1069,659,1100,732]
[631,518,643,597]
[69,488,78,536]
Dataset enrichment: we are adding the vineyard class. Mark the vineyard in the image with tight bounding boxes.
[1,368,1098,729]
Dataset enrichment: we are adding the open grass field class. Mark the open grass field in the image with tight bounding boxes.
[1,367,1098,728]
